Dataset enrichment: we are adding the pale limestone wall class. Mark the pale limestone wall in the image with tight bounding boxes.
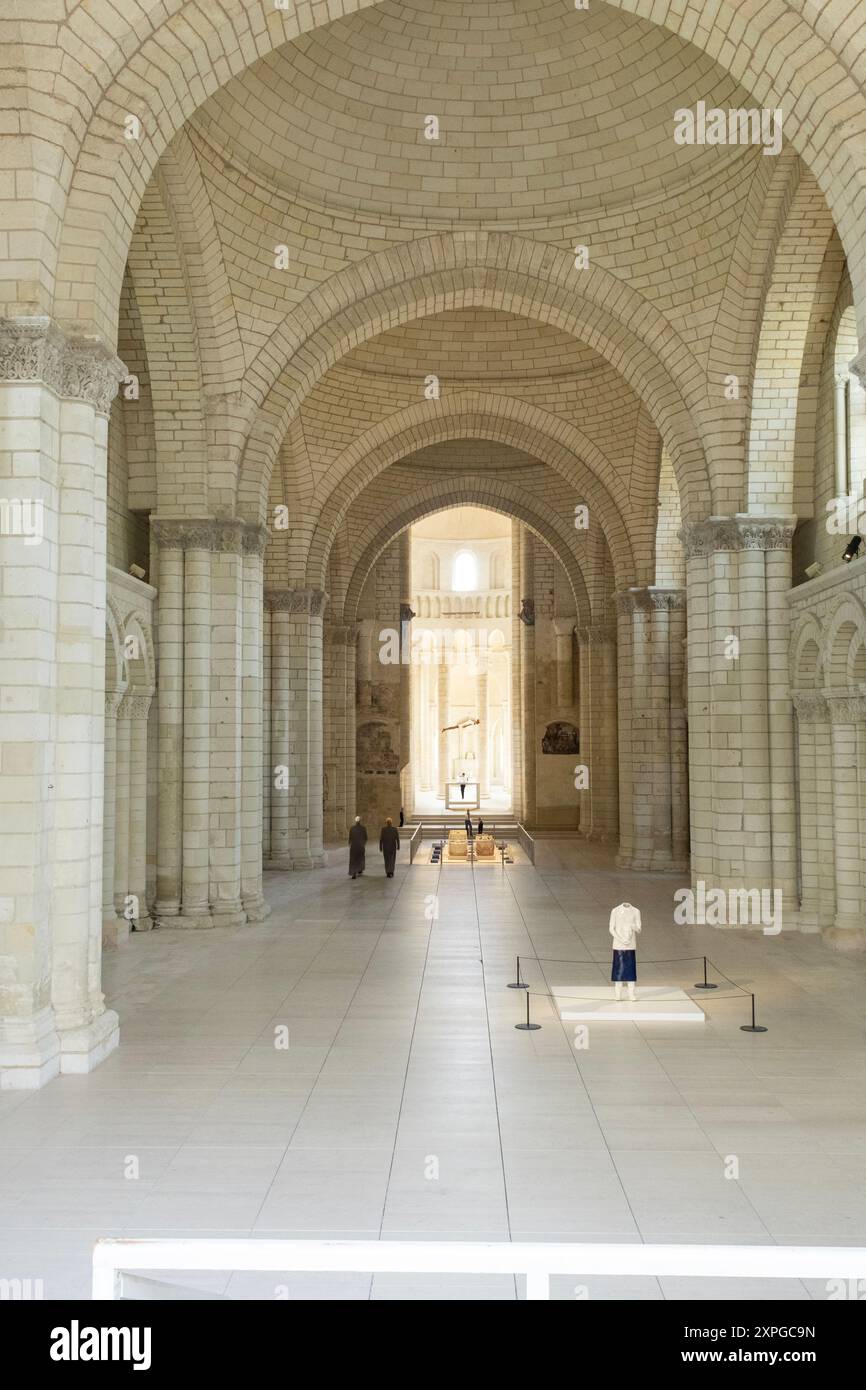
[9,0,866,1089]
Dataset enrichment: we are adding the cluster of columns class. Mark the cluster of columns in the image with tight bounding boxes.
[793,691,866,950]
[615,588,688,871]
[0,317,125,1087]
[151,520,269,927]
[575,624,619,840]
[682,514,798,911]
[263,588,326,870]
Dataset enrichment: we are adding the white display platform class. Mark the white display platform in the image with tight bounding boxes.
[552,984,705,1023]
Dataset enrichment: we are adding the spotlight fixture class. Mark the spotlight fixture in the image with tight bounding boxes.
[128,563,145,579]
[805,561,823,579]
[843,536,862,563]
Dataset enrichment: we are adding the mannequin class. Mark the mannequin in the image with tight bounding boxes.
[609,902,641,1000]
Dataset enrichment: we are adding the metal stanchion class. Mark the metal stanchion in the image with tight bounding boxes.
[515,990,541,1031]
[740,993,768,1033]
[694,955,719,990]
[508,955,528,990]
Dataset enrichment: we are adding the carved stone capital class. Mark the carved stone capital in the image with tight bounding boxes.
[0,316,126,413]
[680,514,796,559]
[850,348,866,391]
[243,524,269,557]
[791,691,829,723]
[615,586,687,616]
[265,588,327,616]
[399,603,416,624]
[827,691,866,724]
[118,691,153,721]
[152,518,252,553]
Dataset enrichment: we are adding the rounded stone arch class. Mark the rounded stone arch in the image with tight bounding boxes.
[335,477,593,626]
[120,610,157,697]
[303,395,638,588]
[237,235,712,522]
[745,169,840,512]
[823,595,866,688]
[790,612,824,689]
[44,1,866,350]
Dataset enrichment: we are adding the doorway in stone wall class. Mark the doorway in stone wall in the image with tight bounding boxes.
[408,507,513,816]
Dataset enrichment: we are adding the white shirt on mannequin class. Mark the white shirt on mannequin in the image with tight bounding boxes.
[609,902,641,950]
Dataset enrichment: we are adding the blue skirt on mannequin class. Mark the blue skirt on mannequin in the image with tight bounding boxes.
[611,949,636,982]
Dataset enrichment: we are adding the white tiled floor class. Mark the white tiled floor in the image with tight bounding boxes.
[3,839,866,1300]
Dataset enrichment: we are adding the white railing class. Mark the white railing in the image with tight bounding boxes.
[517,822,535,864]
[91,1237,866,1301]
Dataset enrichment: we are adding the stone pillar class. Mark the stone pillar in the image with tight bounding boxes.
[553,619,575,707]
[681,514,798,913]
[262,603,272,864]
[0,317,123,1087]
[265,589,326,870]
[152,519,264,926]
[102,690,125,947]
[127,693,153,932]
[519,532,537,827]
[113,701,132,921]
[575,624,618,840]
[615,588,688,871]
[437,657,450,799]
[826,694,866,950]
[477,664,489,799]
[791,692,828,933]
[324,622,357,840]
[835,373,849,499]
[153,538,183,919]
[241,529,269,921]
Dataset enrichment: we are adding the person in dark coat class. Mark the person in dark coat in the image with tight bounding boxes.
[464,814,474,839]
[379,817,400,877]
[399,807,404,828]
[348,816,367,878]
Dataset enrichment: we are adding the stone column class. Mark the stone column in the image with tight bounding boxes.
[791,692,828,933]
[553,619,575,708]
[180,538,212,923]
[324,622,357,840]
[681,514,798,912]
[575,624,618,840]
[262,603,272,864]
[0,318,123,1087]
[241,528,269,921]
[268,602,292,868]
[519,531,537,827]
[437,657,450,799]
[111,698,132,942]
[127,692,153,932]
[102,690,125,947]
[265,589,326,870]
[477,664,489,799]
[615,588,688,871]
[153,537,184,920]
[835,373,849,499]
[826,694,866,950]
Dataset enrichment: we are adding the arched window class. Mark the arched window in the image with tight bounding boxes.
[452,549,478,591]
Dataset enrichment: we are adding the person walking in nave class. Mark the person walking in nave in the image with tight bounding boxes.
[379,818,400,877]
[348,816,367,879]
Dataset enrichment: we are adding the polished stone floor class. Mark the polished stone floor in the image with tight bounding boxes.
[3,840,866,1301]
